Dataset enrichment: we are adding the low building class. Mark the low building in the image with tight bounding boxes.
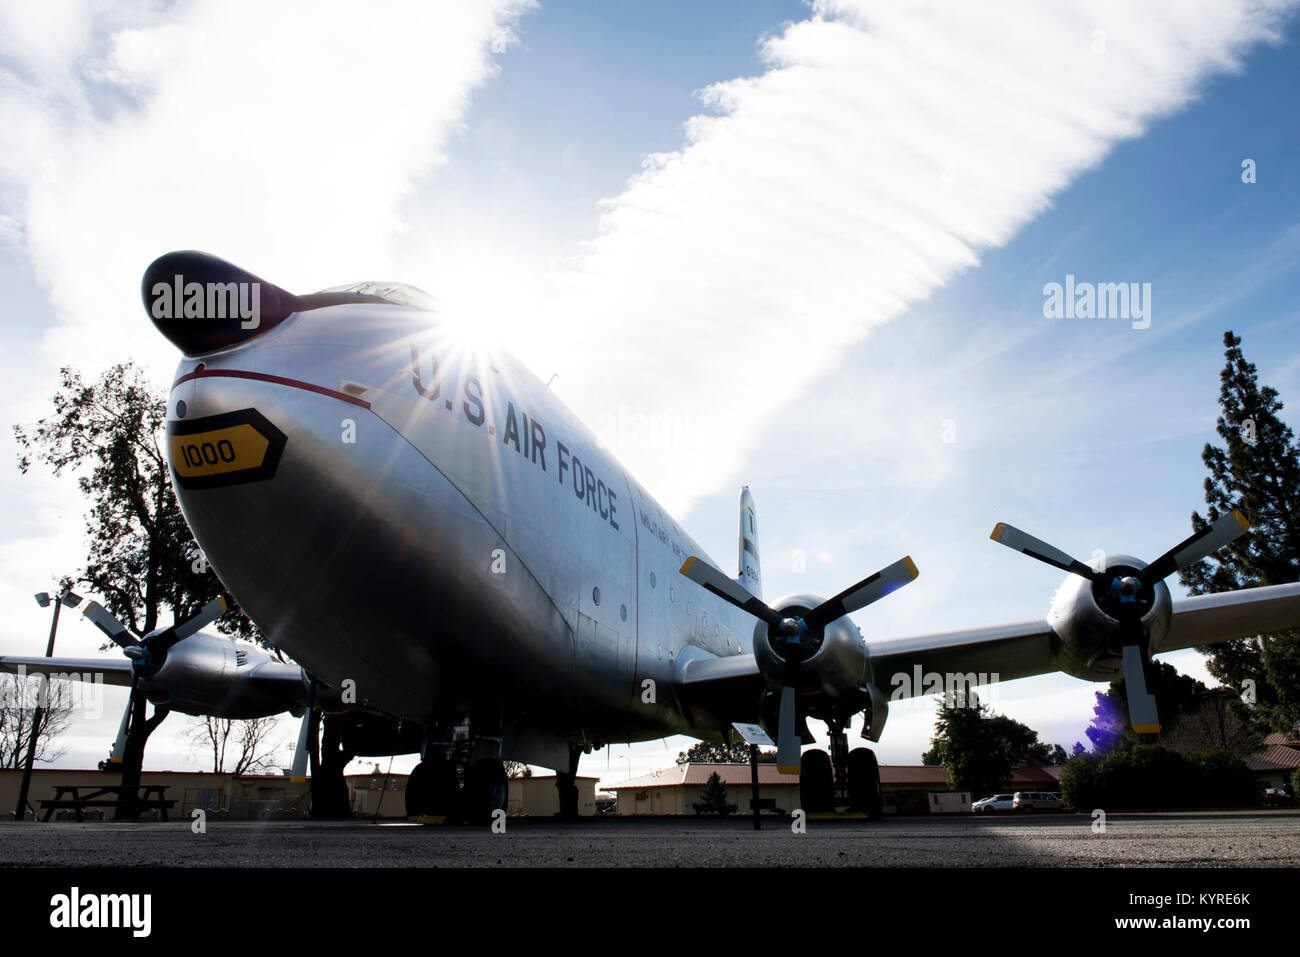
[3,767,598,819]
[506,774,600,817]
[604,763,800,816]
[1247,731,1300,790]
[602,762,1066,815]
[0,767,311,820]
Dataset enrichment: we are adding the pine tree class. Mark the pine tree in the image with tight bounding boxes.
[1179,331,1300,733]
[691,771,737,816]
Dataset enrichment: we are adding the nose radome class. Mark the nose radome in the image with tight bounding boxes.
[142,251,300,356]
[142,250,402,357]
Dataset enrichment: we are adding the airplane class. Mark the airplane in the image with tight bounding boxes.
[22,247,1300,823]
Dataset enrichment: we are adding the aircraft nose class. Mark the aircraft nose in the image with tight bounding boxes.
[142,250,299,356]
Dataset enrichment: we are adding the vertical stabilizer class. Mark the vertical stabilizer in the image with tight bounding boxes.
[737,486,761,599]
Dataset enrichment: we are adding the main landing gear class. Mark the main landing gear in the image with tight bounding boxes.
[406,724,508,824]
[798,718,882,819]
[555,743,584,820]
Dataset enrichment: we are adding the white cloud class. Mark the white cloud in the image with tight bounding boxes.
[513,0,1296,517]
[1,0,535,385]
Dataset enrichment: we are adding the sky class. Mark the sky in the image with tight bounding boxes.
[2,0,1300,787]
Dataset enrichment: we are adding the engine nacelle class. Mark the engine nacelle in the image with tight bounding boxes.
[136,633,308,719]
[1047,553,1172,681]
[752,592,872,723]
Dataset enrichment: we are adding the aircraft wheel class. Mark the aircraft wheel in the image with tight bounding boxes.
[461,758,508,825]
[406,755,458,818]
[405,762,428,816]
[800,749,834,813]
[847,747,883,820]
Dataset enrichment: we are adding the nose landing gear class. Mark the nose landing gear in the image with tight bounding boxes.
[798,719,883,819]
[406,722,508,823]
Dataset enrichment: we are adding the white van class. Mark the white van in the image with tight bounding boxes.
[1012,791,1063,810]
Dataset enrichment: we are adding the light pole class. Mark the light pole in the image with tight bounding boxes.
[14,587,81,821]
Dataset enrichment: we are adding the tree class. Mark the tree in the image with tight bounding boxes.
[184,715,283,774]
[504,761,531,778]
[691,771,737,816]
[924,693,1066,792]
[1061,745,1257,810]
[1179,331,1300,733]
[676,740,774,764]
[14,363,258,816]
[0,674,73,769]
[925,692,1016,798]
[1085,661,1209,752]
[1161,690,1261,759]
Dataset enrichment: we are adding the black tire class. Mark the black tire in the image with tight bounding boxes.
[405,755,458,818]
[462,758,508,825]
[800,749,834,813]
[405,761,429,817]
[847,747,883,820]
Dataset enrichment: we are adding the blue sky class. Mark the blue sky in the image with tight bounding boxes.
[2,0,1299,781]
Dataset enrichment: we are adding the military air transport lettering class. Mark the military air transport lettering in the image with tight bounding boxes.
[150,274,261,330]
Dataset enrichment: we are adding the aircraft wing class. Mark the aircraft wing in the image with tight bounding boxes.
[0,656,136,687]
[867,617,1058,698]
[1160,581,1300,652]
[868,581,1300,700]
[675,652,765,726]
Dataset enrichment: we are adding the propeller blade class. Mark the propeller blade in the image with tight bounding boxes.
[803,556,918,631]
[775,685,800,774]
[1121,644,1161,734]
[290,712,313,782]
[291,676,319,783]
[82,602,137,649]
[989,523,1101,581]
[108,694,132,765]
[1138,509,1250,585]
[679,557,782,627]
[149,596,229,655]
[170,596,229,642]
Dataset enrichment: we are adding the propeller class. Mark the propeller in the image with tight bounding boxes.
[83,597,228,670]
[990,509,1250,734]
[81,596,230,753]
[680,554,918,773]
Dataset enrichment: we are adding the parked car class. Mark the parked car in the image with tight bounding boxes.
[1013,791,1064,811]
[972,794,1015,813]
[1263,787,1294,807]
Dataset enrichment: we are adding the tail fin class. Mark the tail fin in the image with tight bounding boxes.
[737,486,762,599]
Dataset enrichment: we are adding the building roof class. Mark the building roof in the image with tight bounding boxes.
[1262,731,1300,748]
[1246,744,1300,772]
[604,763,798,790]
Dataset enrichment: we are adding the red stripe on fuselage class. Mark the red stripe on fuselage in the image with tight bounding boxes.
[171,368,372,409]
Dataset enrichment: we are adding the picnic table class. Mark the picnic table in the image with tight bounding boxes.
[40,784,175,821]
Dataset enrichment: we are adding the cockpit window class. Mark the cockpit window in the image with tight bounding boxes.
[315,281,436,310]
